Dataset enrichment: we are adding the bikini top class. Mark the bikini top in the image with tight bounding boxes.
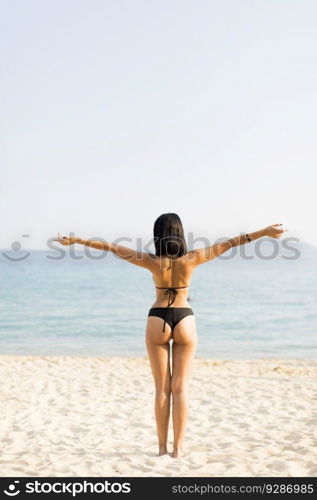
[155,285,190,308]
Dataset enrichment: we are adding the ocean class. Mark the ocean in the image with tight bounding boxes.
[0,241,316,358]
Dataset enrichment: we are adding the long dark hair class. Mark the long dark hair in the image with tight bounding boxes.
[153,213,187,258]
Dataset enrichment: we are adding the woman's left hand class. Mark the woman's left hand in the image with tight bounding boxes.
[263,224,288,239]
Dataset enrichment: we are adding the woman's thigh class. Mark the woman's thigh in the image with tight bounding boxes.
[171,316,197,386]
[145,316,172,391]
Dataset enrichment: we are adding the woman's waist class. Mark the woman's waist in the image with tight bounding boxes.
[150,298,192,309]
[149,305,193,311]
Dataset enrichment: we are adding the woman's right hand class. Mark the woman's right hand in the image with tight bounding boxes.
[263,224,287,239]
[53,233,78,246]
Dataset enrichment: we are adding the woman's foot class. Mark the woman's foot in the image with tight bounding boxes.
[158,445,168,456]
[172,447,183,458]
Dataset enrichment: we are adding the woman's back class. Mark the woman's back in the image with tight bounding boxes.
[151,254,194,308]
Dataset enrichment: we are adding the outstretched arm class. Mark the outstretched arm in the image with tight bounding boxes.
[54,234,157,270]
[189,224,287,266]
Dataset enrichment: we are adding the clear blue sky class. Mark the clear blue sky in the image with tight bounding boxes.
[1,0,316,249]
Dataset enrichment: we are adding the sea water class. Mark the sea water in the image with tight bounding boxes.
[0,241,316,358]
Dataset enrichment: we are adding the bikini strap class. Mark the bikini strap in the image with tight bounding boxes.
[155,286,189,290]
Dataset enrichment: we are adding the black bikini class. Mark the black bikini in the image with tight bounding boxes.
[148,284,194,333]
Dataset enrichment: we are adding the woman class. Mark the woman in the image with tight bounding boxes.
[55,214,286,458]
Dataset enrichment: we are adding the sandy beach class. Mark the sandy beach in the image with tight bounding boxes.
[1,356,316,477]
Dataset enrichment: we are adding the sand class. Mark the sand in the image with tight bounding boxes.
[0,356,316,477]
